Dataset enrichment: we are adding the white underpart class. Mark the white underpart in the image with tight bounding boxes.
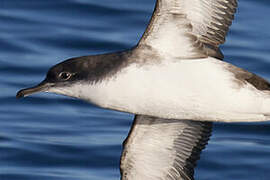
[121,119,186,180]
[50,57,270,122]
[123,122,178,180]
[141,0,238,58]
[147,16,197,58]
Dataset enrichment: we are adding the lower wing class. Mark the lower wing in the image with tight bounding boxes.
[120,115,212,180]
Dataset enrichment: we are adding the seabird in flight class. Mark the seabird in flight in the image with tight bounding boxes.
[16,0,270,179]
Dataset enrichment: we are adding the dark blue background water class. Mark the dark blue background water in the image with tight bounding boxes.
[1,0,270,179]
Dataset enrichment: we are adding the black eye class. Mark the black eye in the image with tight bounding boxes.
[59,72,72,80]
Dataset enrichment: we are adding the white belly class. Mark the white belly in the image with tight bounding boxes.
[74,57,270,122]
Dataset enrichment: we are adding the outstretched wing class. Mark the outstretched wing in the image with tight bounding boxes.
[139,0,237,59]
[120,115,212,180]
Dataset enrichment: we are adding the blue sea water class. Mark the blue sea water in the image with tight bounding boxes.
[1,0,270,179]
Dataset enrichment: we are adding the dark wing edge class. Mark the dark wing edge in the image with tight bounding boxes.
[120,115,212,180]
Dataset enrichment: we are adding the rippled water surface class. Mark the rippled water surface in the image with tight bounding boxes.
[1,0,270,180]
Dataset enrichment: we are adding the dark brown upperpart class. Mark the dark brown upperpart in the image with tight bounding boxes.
[226,64,270,90]
[244,73,270,90]
[44,50,132,85]
[44,46,163,86]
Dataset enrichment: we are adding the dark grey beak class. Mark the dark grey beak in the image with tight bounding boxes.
[16,80,52,99]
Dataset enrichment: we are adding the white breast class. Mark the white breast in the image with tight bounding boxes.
[62,57,270,122]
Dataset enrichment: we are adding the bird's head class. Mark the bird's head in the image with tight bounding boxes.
[16,53,126,99]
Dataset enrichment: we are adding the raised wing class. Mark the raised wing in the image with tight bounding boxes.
[120,115,212,180]
[139,0,237,59]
